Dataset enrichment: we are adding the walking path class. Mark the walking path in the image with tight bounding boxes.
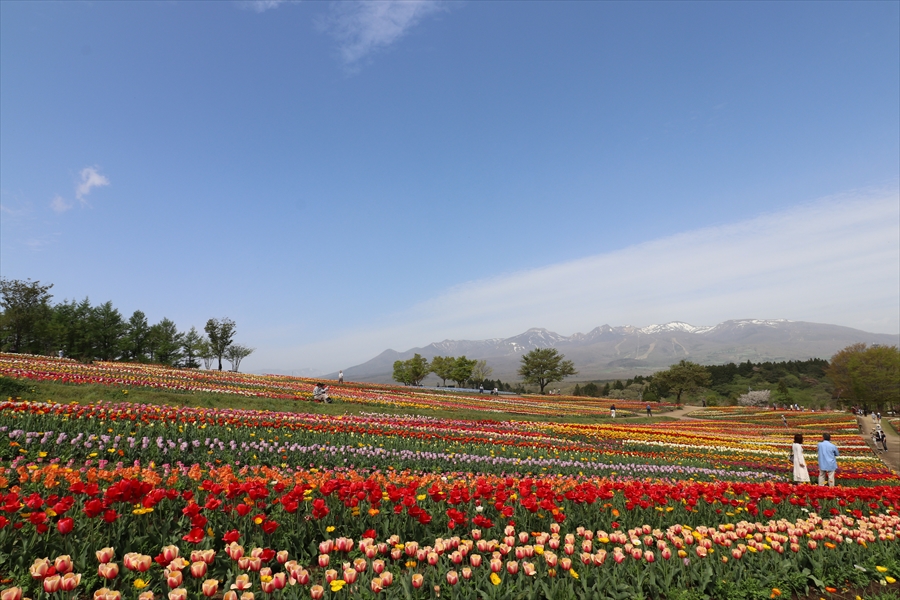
[857,414,900,474]
[661,404,704,420]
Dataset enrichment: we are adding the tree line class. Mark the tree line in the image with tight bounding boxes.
[570,348,898,412]
[392,354,494,388]
[0,278,253,371]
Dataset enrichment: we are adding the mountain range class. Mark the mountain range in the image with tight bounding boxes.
[331,319,900,384]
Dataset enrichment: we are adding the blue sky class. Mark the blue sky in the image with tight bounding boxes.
[1,1,898,374]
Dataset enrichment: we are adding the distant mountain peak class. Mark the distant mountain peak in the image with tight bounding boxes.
[336,319,898,384]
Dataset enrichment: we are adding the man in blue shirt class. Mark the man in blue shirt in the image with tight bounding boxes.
[817,433,839,487]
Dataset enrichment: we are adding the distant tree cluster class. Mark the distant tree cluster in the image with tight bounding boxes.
[0,278,253,371]
[392,355,495,389]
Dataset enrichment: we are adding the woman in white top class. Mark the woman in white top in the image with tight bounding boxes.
[792,433,810,483]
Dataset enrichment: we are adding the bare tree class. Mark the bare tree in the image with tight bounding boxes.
[471,360,493,385]
[225,344,254,372]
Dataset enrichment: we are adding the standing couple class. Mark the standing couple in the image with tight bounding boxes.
[791,433,839,486]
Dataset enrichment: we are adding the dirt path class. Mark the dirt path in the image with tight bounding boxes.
[857,414,900,474]
[661,404,704,420]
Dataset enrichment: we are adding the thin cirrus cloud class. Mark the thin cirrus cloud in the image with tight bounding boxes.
[49,166,109,213]
[272,191,900,371]
[50,194,72,214]
[237,0,286,13]
[321,0,447,67]
[75,166,110,205]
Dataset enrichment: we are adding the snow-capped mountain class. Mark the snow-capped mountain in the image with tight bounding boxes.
[335,319,898,383]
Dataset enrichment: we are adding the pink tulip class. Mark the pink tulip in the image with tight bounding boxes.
[309,585,324,600]
[446,571,459,585]
[381,571,393,587]
[506,561,519,575]
[93,588,121,600]
[272,573,286,590]
[54,555,73,574]
[30,558,51,580]
[166,569,183,589]
[370,578,383,594]
[60,573,81,591]
[98,563,119,580]
[230,574,252,591]
[317,554,329,568]
[202,580,218,597]
[324,570,337,583]
[343,569,358,584]
[411,574,424,589]
[161,546,180,564]
[0,588,22,600]
[43,576,62,593]
[96,548,115,564]
[167,589,187,600]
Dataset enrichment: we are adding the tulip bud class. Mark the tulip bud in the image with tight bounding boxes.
[272,573,286,590]
[54,556,73,574]
[98,563,119,580]
[161,546,179,563]
[96,548,115,564]
[191,561,207,578]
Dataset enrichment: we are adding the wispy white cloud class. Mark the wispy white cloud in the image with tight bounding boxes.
[321,0,446,67]
[75,166,110,205]
[237,0,286,13]
[50,194,73,213]
[264,191,900,371]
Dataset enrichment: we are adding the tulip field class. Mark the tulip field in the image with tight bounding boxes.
[1,354,899,600]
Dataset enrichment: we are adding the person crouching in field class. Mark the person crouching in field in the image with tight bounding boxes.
[791,433,810,484]
[313,383,331,403]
